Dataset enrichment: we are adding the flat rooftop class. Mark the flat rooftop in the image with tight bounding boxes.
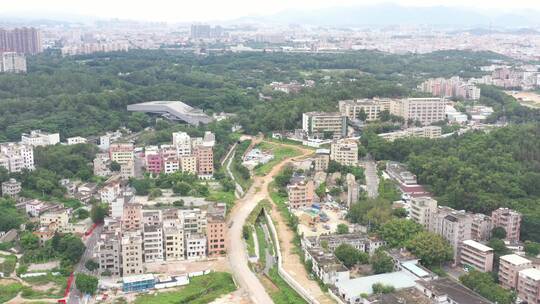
[336,271,417,296]
[500,254,532,266]
[418,277,492,304]
[520,268,540,281]
[123,274,155,284]
[463,240,493,252]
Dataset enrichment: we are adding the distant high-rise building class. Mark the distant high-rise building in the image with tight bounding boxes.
[190,24,224,39]
[0,27,42,55]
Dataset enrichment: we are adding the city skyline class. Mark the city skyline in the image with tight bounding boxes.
[2,0,540,23]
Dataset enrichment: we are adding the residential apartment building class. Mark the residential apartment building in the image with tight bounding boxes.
[499,254,533,289]
[123,204,143,231]
[120,160,135,179]
[142,225,164,262]
[302,112,347,138]
[471,214,493,242]
[459,240,494,272]
[518,268,540,304]
[338,98,391,121]
[163,157,179,174]
[430,207,472,261]
[93,153,112,177]
[287,179,315,209]
[0,143,34,173]
[492,208,522,243]
[418,77,481,100]
[409,197,438,229]
[21,130,60,147]
[1,178,21,197]
[181,209,207,237]
[207,214,227,256]
[145,148,163,175]
[185,233,207,259]
[390,97,446,125]
[66,136,87,145]
[194,144,214,177]
[163,224,184,261]
[378,126,442,142]
[0,52,26,73]
[109,143,134,165]
[96,232,122,276]
[39,208,70,230]
[121,231,144,275]
[314,149,330,172]
[0,27,42,54]
[330,139,358,166]
[180,155,197,174]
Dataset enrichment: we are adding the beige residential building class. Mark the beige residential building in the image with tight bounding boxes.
[142,209,162,226]
[390,97,446,125]
[163,223,184,261]
[287,179,315,209]
[518,268,540,304]
[39,209,69,230]
[314,149,330,172]
[338,98,391,121]
[1,178,21,197]
[499,254,533,289]
[180,155,197,175]
[492,208,522,243]
[409,197,438,229]
[471,214,493,242]
[121,231,144,275]
[120,160,135,179]
[379,126,442,142]
[123,204,142,231]
[181,209,207,237]
[330,139,358,166]
[109,143,134,165]
[142,224,164,262]
[96,232,122,276]
[430,207,472,261]
[93,153,112,177]
[302,112,347,138]
[459,240,494,272]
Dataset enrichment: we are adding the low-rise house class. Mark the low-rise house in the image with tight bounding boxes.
[304,247,350,285]
[416,277,492,304]
[1,178,21,197]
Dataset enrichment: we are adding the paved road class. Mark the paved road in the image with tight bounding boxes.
[361,157,379,198]
[67,224,103,304]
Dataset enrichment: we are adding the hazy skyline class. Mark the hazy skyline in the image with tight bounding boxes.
[3,0,540,23]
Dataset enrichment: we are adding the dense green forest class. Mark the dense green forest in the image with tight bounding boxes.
[362,124,540,241]
[0,49,504,140]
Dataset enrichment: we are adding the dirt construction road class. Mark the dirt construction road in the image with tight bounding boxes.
[226,141,328,304]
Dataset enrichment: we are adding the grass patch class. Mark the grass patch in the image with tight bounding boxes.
[256,224,267,266]
[134,272,236,304]
[254,142,301,176]
[230,140,253,191]
[22,273,67,299]
[245,226,256,257]
[266,267,307,304]
[207,190,236,210]
[0,254,17,276]
[0,282,23,303]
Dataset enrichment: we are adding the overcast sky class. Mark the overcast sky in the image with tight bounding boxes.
[3,0,540,22]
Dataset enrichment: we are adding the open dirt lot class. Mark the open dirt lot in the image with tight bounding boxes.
[505,91,540,108]
[294,205,349,238]
[144,257,230,276]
